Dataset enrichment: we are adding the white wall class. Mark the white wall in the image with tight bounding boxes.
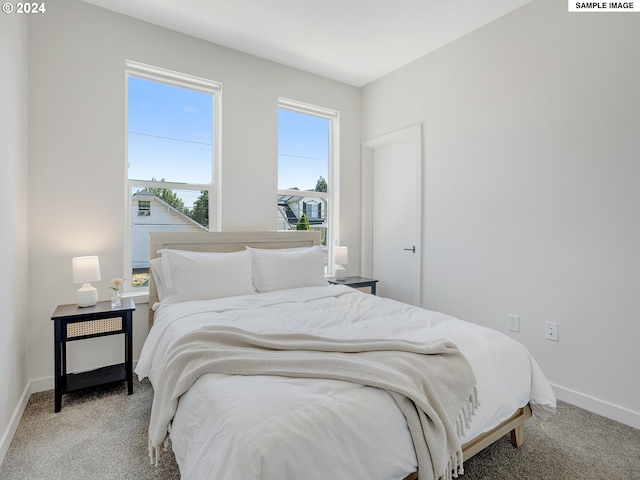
[0,11,29,462]
[26,0,361,384]
[362,0,640,427]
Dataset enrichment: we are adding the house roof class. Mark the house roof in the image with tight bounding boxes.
[133,191,207,230]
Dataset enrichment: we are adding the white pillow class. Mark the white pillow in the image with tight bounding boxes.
[149,257,166,302]
[158,249,256,304]
[247,245,328,293]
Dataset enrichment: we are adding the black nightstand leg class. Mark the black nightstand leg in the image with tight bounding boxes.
[54,321,62,413]
[125,314,133,394]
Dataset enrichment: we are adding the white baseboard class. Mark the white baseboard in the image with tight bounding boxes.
[29,375,54,394]
[0,383,31,467]
[552,383,640,430]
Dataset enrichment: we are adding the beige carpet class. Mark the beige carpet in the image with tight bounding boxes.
[1,378,639,479]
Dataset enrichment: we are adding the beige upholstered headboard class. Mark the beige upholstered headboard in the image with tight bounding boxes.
[148,231,322,327]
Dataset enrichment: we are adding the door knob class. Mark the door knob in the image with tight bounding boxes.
[403,246,416,253]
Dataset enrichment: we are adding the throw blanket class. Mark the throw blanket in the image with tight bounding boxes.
[148,326,478,480]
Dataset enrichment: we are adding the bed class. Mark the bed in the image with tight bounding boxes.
[136,231,556,480]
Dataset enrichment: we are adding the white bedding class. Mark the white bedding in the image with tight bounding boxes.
[136,285,556,480]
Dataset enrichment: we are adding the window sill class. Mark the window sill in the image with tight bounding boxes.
[123,290,149,305]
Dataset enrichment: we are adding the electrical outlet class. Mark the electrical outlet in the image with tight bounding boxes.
[508,314,520,332]
[545,321,558,341]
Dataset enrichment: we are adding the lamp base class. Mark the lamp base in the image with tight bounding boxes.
[334,265,347,281]
[77,283,98,307]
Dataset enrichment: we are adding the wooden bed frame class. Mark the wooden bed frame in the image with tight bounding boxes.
[148,231,533,477]
[402,405,532,480]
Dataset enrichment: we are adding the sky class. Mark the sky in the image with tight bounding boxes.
[277,109,329,191]
[128,77,213,187]
[128,76,329,208]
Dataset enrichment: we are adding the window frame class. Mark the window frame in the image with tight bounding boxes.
[124,60,222,296]
[137,200,151,216]
[277,98,340,273]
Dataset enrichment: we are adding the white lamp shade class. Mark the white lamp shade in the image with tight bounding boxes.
[72,256,101,284]
[334,246,348,265]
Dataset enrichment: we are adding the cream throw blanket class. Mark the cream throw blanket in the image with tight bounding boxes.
[148,326,478,480]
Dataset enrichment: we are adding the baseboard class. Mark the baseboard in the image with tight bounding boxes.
[0,382,31,467]
[29,375,54,394]
[552,383,640,430]
[27,360,139,395]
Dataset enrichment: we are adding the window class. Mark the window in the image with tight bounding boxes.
[304,201,322,220]
[125,60,221,292]
[137,200,151,216]
[277,98,339,272]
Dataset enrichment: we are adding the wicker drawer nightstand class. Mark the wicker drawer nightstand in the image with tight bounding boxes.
[51,297,135,412]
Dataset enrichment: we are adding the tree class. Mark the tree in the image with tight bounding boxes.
[142,178,210,229]
[315,175,328,193]
[191,190,209,228]
[296,212,310,230]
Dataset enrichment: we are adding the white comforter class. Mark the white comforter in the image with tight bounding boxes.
[136,285,556,480]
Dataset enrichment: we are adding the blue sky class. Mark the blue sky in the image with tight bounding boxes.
[128,76,329,208]
[277,109,329,191]
[127,77,213,188]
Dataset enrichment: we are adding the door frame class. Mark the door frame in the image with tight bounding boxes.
[361,124,422,305]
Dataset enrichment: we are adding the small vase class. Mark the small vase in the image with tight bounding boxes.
[111,290,121,308]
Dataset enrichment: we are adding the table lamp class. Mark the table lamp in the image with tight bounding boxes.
[72,256,101,307]
[334,246,348,281]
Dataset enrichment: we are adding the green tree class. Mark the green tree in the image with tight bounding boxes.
[142,178,210,229]
[296,212,310,230]
[315,175,328,193]
[191,190,209,228]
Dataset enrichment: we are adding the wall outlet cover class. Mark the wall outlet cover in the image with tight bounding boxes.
[508,314,520,332]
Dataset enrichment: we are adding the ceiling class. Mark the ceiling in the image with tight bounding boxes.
[83,0,532,87]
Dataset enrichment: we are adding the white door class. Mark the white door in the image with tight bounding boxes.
[361,125,422,306]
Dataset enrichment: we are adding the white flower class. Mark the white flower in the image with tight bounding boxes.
[110,278,125,292]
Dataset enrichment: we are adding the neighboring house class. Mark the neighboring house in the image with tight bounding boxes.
[277,188,327,229]
[278,189,329,266]
[132,191,206,269]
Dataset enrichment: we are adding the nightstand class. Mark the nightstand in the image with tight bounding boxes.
[51,297,135,412]
[329,276,378,295]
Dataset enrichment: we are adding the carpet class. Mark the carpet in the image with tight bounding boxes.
[1,379,638,479]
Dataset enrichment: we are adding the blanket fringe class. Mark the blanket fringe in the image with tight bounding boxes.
[455,386,480,439]
[446,387,479,480]
[148,439,157,467]
[149,423,172,467]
